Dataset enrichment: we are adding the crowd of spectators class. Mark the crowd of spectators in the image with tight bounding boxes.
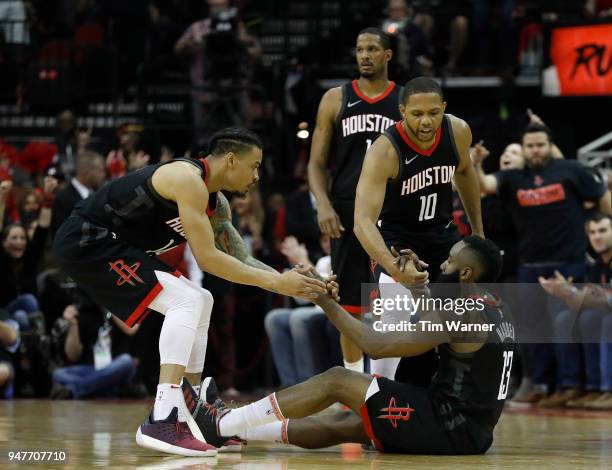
[1,0,610,110]
[0,0,610,412]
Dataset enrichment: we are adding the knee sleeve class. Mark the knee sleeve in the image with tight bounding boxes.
[151,271,205,367]
[178,276,214,374]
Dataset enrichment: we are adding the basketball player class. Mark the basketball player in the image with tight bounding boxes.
[192,237,515,455]
[52,127,328,457]
[354,76,484,380]
[308,27,403,374]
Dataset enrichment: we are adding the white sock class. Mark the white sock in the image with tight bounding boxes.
[369,357,400,379]
[238,420,289,444]
[219,393,284,437]
[344,357,364,373]
[153,383,185,421]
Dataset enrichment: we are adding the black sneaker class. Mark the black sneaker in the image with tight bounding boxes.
[199,377,220,404]
[197,377,244,452]
[180,377,231,449]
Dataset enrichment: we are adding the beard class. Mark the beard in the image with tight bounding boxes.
[405,122,435,143]
[526,153,552,169]
[436,271,461,283]
[430,270,462,300]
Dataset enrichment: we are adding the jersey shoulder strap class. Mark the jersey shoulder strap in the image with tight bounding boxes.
[334,81,353,125]
[443,114,462,164]
[156,157,218,215]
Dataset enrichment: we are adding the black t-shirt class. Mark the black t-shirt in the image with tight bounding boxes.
[495,159,606,263]
[0,226,48,307]
[586,255,612,284]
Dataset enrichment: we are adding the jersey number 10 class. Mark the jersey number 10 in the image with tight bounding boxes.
[418,193,438,221]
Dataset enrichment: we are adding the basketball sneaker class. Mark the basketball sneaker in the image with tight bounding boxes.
[135,407,217,457]
[181,377,243,452]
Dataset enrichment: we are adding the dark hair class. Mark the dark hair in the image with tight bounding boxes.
[462,236,503,283]
[209,127,263,157]
[357,27,391,50]
[2,223,26,242]
[401,76,444,104]
[587,211,612,226]
[522,123,553,143]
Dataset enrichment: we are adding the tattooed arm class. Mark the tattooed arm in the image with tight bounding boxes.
[209,192,277,273]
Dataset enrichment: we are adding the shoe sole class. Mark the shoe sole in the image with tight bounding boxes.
[135,428,217,457]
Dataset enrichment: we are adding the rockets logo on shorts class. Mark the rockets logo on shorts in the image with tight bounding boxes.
[108,259,145,286]
[377,397,414,428]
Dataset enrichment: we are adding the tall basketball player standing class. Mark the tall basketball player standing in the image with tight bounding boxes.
[52,127,327,457]
[308,28,403,374]
[354,77,484,380]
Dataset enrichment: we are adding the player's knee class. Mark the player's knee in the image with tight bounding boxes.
[170,284,205,329]
[198,288,214,313]
[321,366,350,387]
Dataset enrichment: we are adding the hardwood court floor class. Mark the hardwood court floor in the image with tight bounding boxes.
[1,400,611,470]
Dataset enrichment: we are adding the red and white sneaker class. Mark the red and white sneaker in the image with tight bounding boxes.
[135,407,217,457]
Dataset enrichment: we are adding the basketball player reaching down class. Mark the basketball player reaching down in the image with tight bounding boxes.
[308,27,403,374]
[193,237,515,455]
[52,127,328,457]
[354,76,484,380]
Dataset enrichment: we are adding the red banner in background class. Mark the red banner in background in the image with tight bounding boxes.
[549,23,612,96]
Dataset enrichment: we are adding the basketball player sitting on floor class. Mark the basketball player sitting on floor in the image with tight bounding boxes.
[183,236,516,454]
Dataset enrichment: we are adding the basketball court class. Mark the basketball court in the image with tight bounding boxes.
[2,400,610,469]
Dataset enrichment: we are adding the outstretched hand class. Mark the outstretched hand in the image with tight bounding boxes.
[390,246,429,285]
[391,246,428,273]
[293,264,340,303]
[276,268,327,300]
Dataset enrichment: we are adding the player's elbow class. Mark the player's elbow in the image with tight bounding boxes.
[195,249,219,273]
